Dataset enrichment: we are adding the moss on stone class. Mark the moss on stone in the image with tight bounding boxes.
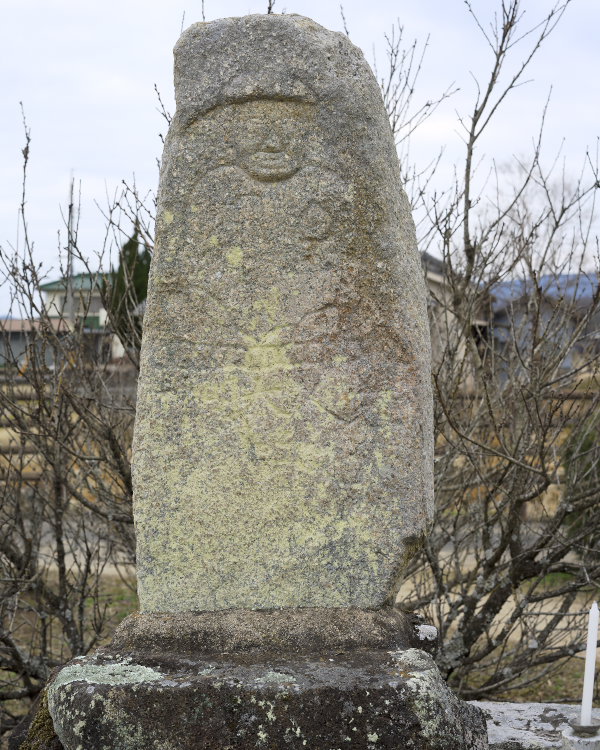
[18,690,63,750]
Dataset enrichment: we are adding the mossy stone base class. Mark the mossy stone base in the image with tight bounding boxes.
[46,609,486,748]
[46,636,486,748]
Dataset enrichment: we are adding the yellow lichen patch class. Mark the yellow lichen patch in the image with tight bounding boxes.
[242,331,294,372]
[163,210,174,225]
[193,371,242,408]
[226,246,244,267]
[209,235,220,247]
[135,274,399,612]
[293,438,333,477]
[251,286,282,326]
[376,390,395,441]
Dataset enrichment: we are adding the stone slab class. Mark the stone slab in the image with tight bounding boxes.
[47,648,486,750]
[474,701,600,749]
[133,13,433,613]
[561,727,600,750]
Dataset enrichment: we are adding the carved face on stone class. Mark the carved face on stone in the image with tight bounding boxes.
[233,100,314,182]
[135,16,434,616]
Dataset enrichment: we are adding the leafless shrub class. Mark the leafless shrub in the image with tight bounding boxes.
[392,0,600,697]
[0,123,144,736]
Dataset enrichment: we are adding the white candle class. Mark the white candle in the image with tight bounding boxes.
[581,601,599,726]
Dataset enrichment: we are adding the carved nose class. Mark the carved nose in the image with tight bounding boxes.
[263,131,283,151]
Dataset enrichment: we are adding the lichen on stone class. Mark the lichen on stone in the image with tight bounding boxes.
[50,661,164,689]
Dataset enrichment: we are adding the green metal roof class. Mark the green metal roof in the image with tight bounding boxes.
[39,272,113,292]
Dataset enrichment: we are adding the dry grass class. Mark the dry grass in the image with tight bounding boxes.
[494,656,588,703]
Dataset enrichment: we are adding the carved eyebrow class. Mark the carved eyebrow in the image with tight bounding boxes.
[175,98,315,130]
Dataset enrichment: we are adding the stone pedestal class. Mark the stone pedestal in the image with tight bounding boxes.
[562,727,600,749]
[47,609,487,750]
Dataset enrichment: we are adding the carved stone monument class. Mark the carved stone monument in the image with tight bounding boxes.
[133,13,434,614]
[44,15,488,749]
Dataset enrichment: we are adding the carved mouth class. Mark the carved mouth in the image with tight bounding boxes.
[247,152,297,181]
[254,152,289,166]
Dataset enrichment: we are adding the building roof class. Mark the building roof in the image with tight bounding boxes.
[421,252,445,277]
[39,271,113,293]
[492,273,599,314]
[0,317,69,333]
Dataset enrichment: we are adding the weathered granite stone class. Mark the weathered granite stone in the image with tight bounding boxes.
[474,702,600,749]
[133,12,433,613]
[108,607,438,656]
[47,648,486,750]
[561,728,600,750]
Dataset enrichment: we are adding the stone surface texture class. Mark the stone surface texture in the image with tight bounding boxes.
[132,13,434,613]
[475,701,600,749]
[561,727,600,750]
[47,647,486,750]
[108,607,438,656]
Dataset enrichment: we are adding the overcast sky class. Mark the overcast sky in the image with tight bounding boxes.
[0,0,598,314]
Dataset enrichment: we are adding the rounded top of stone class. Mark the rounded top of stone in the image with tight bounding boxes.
[175,13,349,56]
[172,14,380,121]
